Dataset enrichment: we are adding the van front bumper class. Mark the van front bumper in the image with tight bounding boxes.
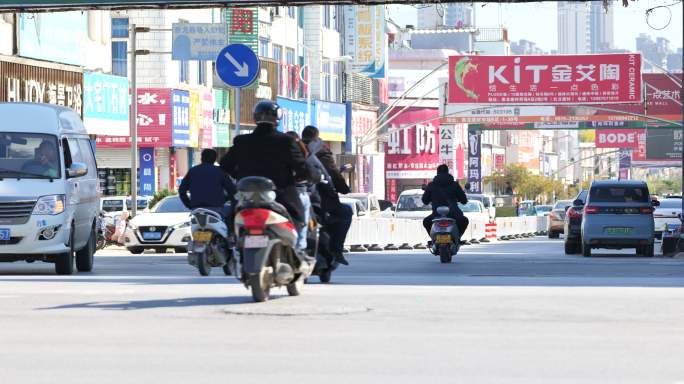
[0,214,71,259]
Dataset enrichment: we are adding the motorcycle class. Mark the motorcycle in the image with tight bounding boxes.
[96,212,118,250]
[234,176,314,302]
[429,206,461,263]
[187,207,236,277]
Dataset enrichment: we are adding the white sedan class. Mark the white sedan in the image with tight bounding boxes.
[654,198,682,239]
[123,196,192,254]
[459,200,490,223]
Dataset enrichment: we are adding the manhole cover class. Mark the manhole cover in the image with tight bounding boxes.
[223,304,372,317]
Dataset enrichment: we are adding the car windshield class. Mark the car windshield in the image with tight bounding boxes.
[659,199,682,209]
[396,194,431,211]
[127,199,150,210]
[153,196,190,213]
[553,200,573,210]
[589,186,649,203]
[347,196,369,211]
[102,199,124,212]
[0,133,61,179]
[536,205,552,213]
[459,201,481,212]
[467,195,490,208]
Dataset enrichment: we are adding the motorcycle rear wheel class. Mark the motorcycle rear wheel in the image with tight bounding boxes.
[439,245,452,264]
[197,252,211,276]
[249,268,272,303]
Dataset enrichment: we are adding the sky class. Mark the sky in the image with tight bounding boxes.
[387,1,683,53]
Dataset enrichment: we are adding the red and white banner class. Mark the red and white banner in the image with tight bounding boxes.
[385,107,441,179]
[595,129,640,148]
[448,54,642,105]
[97,88,173,148]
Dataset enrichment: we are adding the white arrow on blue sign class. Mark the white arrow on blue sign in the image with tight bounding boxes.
[215,43,260,89]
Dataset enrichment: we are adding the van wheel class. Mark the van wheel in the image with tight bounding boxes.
[582,243,592,257]
[76,226,95,272]
[55,228,75,275]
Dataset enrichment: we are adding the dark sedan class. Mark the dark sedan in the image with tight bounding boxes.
[548,200,573,238]
[564,190,588,254]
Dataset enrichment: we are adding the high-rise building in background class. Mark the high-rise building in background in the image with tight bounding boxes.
[588,1,614,53]
[416,3,474,29]
[637,33,673,70]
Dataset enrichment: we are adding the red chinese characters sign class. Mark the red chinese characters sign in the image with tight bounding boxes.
[97,88,172,148]
[595,129,640,148]
[385,107,441,180]
[644,73,682,122]
[448,54,642,105]
[199,90,214,149]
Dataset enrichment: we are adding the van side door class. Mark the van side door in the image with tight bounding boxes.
[77,138,100,235]
[63,136,91,248]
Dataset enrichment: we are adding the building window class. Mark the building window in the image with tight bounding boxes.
[259,38,269,58]
[298,55,306,99]
[272,44,283,63]
[179,60,189,83]
[111,41,127,77]
[323,5,331,29]
[332,61,341,102]
[198,61,207,85]
[111,18,129,38]
[287,6,296,18]
[285,48,296,98]
[322,60,330,100]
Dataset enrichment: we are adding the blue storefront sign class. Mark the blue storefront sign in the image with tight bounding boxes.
[277,97,313,136]
[18,12,87,66]
[83,72,130,136]
[315,101,347,142]
[139,148,156,196]
[171,89,191,147]
[172,23,228,61]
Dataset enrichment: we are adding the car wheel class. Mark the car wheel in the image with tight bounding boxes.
[582,243,592,257]
[55,227,75,275]
[643,244,655,257]
[174,247,188,254]
[549,231,559,239]
[128,247,144,255]
[564,240,576,255]
[75,226,96,272]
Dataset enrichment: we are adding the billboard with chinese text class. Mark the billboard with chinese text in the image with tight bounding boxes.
[385,107,440,180]
[344,5,386,78]
[83,72,129,136]
[448,54,642,105]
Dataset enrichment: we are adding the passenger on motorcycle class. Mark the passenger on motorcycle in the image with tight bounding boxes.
[421,164,469,242]
[178,148,236,217]
[301,125,353,266]
[219,100,313,259]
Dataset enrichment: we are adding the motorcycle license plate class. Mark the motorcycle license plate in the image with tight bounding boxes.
[435,234,452,244]
[244,235,268,248]
[193,231,212,242]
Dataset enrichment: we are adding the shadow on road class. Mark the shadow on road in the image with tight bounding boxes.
[38,295,256,311]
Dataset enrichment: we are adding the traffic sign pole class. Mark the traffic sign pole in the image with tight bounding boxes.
[235,89,241,139]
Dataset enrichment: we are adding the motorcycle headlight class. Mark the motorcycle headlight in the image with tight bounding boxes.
[173,221,190,229]
[32,195,66,215]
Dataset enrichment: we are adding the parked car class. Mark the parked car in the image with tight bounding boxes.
[580,180,657,257]
[0,103,99,275]
[345,193,381,217]
[517,200,537,216]
[653,198,682,239]
[467,194,496,221]
[101,196,152,217]
[535,205,553,216]
[123,196,191,254]
[340,197,368,218]
[460,200,489,223]
[394,189,431,220]
[547,200,573,238]
[564,190,588,254]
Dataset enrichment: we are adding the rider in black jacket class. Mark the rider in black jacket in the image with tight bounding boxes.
[421,164,469,240]
[179,149,235,214]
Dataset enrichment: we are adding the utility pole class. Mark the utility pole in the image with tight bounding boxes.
[130,24,138,217]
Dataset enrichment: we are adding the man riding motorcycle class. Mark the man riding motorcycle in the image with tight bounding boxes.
[301,125,352,266]
[219,100,312,259]
[178,148,236,215]
[422,164,469,243]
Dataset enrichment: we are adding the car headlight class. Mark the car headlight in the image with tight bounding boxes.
[32,195,65,215]
[173,221,190,230]
[127,222,137,231]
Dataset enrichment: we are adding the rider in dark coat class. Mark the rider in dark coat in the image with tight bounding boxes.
[421,164,469,240]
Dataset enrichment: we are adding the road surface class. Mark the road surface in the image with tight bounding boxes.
[1,238,683,384]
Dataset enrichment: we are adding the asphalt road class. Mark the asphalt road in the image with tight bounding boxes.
[1,238,684,384]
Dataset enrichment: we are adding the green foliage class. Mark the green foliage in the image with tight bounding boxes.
[486,164,578,202]
[148,189,177,208]
[648,176,682,196]
[579,130,595,143]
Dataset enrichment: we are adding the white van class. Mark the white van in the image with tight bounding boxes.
[0,103,100,274]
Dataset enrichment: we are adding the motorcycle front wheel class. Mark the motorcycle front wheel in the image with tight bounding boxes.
[439,244,452,264]
[286,274,305,296]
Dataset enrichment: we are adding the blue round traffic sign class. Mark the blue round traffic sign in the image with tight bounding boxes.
[216,43,260,88]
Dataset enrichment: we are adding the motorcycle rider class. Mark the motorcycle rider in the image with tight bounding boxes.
[220,100,312,259]
[421,164,469,242]
[178,148,236,216]
[301,125,352,266]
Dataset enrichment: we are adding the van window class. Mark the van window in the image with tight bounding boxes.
[589,186,649,203]
[77,139,97,176]
[62,138,73,169]
[0,133,61,179]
